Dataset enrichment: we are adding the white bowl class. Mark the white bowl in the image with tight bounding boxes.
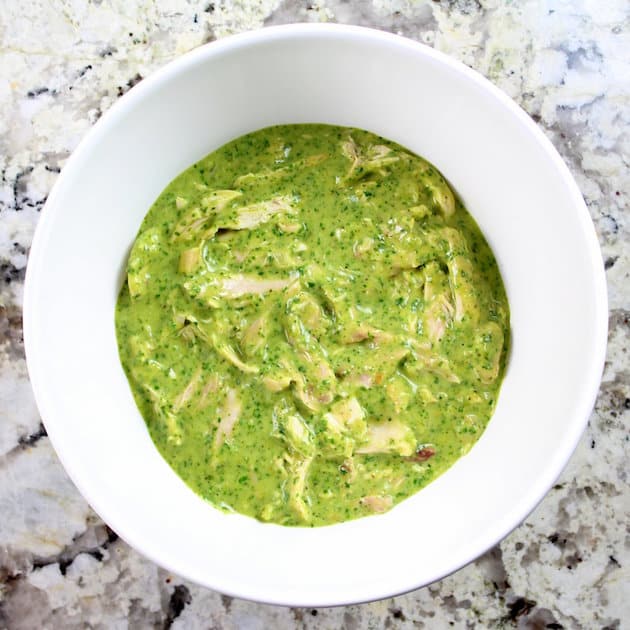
[24,24,607,606]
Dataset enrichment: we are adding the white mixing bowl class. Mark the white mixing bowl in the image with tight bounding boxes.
[24,24,607,606]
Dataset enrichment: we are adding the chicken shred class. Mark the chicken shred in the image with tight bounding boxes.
[214,388,241,449]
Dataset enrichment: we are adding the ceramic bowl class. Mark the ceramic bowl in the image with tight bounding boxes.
[24,24,607,606]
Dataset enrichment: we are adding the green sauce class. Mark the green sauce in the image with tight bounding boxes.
[115,124,510,526]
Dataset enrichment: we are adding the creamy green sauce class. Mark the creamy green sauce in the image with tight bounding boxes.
[116,124,510,526]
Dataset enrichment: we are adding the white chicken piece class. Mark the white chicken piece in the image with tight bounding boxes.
[356,420,416,457]
[221,275,294,298]
[218,196,294,231]
[213,388,242,450]
[359,495,393,513]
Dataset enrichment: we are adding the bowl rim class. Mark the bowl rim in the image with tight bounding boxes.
[23,22,608,606]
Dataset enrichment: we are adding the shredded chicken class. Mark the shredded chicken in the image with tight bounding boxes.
[172,190,241,241]
[240,312,269,357]
[359,495,393,513]
[234,155,328,187]
[273,403,315,457]
[196,373,221,410]
[341,137,400,182]
[353,237,374,257]
[342,372,377,390]
[286,455,313,522]
[427,228,481,326]
[424,295,453,343]
[323,397,366,433]
[278,221,302,233]
[474,321,504,383]
[287,291,328,337]
[127,227,161,297]
[333,344,409,387]
[425,176,455,218]
[219,196,294,231]
[423,261,455,343]
[341,137,360,175]
[142,385,182,446]
[172,368,203,413]
[262,373,293,393]
[283,296,337,412]
[340,324,395,345]
[261,357,296,393]
[214,388,241,449]
[178,247,202,273]
[221,275,293,298]
[292,377,334,413]
[200,189,242,211]
[339,457,357,482]
[356,420,416,457]
[214,340,259,374]
[406,340,460,383]
[318,397,368,458]
[385,374,415,413]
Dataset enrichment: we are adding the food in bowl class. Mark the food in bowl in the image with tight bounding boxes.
[24,24,607,604]
[115,123,510,526]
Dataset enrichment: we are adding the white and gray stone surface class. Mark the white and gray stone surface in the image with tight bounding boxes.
[0,1,628,628]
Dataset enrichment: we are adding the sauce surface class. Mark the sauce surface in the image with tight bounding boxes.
[116,124,510,526]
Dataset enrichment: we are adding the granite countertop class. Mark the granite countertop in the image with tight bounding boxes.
[0,1,628,628]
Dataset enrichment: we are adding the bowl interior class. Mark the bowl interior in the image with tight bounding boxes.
[24,24,606,606]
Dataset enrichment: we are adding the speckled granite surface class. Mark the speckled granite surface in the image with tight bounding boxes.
[0,1,628,628]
